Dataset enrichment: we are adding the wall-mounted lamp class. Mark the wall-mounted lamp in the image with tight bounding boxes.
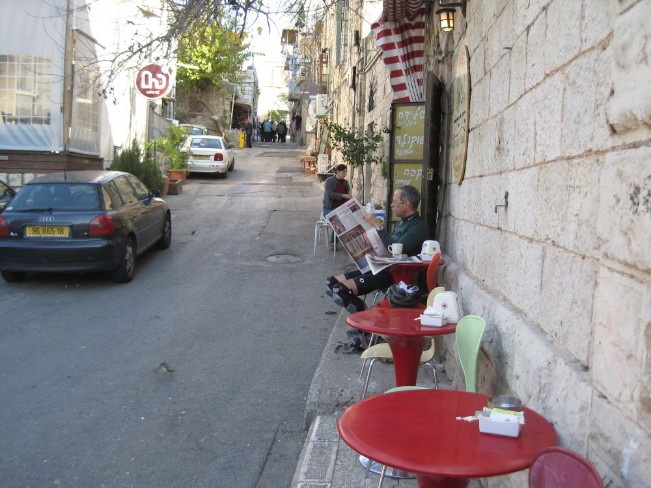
[435,0,467,32]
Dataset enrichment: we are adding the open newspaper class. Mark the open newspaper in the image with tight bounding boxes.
[325,199,425,274]
[325,198,389,273]
[365,254,423,275]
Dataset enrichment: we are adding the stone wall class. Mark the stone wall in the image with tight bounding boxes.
[433,0,650,486]
[359,39,394,208]
[312,0,650,484]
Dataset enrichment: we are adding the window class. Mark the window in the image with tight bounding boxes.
[113,176,139,205]
[74,63,100,132]
[102,182,120,211]
[336,0,350,66]
[0,55,51,125]
[127,175,150,200]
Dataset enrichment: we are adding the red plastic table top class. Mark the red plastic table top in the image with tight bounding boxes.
[338,389,558,487]
[346,308,457,337]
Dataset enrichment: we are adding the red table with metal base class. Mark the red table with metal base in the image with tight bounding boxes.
[346,308,456,387]
[338,389,558,488]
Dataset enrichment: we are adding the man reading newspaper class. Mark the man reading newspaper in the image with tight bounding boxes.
[324,185,428,314]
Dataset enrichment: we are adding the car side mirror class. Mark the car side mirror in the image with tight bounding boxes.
[151,189,161,198]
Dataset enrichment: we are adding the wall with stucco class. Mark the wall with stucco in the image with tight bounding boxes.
[431,0,650,486]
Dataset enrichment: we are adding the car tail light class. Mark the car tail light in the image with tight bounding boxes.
[0,215,7,236]
[89,214,114,236]
[213,153,224,161]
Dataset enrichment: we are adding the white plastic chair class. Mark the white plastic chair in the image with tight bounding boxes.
[313,213,337,257]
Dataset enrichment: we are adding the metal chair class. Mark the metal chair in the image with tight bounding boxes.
[529,447,604,488]
[313,213,337,257]
[359,337,437,399]
[455,315,486,392]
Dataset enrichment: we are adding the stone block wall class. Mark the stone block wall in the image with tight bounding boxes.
[434,0,651,486]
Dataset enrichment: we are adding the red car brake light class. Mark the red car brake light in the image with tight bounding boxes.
[0,215,7,236]
[89,214,114,236]
[213,153,224,161]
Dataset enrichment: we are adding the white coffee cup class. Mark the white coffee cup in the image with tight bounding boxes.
[388,243,403,258]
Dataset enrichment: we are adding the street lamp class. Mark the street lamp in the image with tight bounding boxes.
[435,0,467,33]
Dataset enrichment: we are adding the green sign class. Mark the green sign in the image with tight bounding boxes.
[392,162,423,193]
[391,103,426,162]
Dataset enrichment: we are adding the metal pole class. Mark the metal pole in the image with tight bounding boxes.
[62,0,75,171]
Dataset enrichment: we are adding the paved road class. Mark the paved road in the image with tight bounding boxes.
[0,142,350,487]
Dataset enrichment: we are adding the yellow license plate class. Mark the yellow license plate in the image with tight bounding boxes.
[193,155,210,160]
[26,226,70,238]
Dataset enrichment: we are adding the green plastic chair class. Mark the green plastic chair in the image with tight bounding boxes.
[455,315,486,392]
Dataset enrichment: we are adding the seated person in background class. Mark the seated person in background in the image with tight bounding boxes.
[324,184,428,313]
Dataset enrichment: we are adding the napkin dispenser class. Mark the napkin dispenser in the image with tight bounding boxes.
[420,240,441,261]
[419,307,446,327]
[431,292,462,323]
[478,408,524,438]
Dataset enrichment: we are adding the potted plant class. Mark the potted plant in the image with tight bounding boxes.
[322,120,385,200]
[156,125,190,181]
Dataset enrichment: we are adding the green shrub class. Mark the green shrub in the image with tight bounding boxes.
[110,140,163,191]
[155,125,190,169]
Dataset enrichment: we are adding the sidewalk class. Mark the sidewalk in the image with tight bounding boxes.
[291,307,449,488]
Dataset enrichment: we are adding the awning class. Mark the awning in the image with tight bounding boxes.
[381,0,426,22]
[372,5,426,103]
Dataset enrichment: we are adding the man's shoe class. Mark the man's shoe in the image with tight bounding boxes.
[332,283,352,308]
[324,276,338,297]
[345,296,366,314]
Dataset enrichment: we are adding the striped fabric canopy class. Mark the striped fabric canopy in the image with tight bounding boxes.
[372,1,426,103]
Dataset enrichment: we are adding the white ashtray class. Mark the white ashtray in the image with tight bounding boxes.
[420,313,446,327]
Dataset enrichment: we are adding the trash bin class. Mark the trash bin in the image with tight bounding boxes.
[239,131,245,148]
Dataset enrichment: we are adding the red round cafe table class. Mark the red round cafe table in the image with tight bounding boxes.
[338,389,558,488]
[346,308,456,387]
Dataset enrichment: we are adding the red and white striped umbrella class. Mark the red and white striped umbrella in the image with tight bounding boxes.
[372,1,426,103]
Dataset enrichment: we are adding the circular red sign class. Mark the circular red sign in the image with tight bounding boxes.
[135,64,171,99]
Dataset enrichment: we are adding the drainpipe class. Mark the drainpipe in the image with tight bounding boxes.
[62,0,75,173]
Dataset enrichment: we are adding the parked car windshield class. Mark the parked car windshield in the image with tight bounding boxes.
[190,138,223,149]
[10,183,101,211]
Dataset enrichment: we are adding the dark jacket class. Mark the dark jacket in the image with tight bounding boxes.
[322,175,350,211]
[378,213,428,256]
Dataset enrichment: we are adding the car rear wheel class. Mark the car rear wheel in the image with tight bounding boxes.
[1,270,27,283]
[112,237,136,283]
[156,215,172,249]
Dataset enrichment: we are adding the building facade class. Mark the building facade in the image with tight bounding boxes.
[311,0,651,485]
[0,0,172,185]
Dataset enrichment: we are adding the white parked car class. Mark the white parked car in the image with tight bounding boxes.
[181,135,235,177]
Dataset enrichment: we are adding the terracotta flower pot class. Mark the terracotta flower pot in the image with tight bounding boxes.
[167,168,187,181]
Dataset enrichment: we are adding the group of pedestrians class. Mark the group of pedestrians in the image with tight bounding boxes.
[242,112,303,148]
[260,119,287,142]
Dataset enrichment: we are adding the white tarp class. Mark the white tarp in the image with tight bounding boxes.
[0,0,100,155]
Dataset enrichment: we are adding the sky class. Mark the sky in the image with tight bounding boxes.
[248,2,293,117]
